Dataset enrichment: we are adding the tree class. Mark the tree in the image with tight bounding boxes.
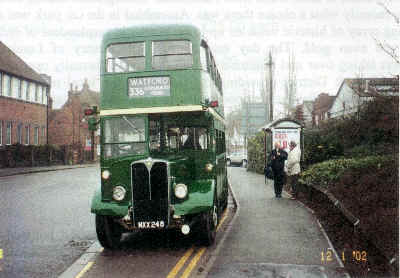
[225,108,243,153]
[373,1,399,63]
[283,51,297,117]
[295,105,304,123]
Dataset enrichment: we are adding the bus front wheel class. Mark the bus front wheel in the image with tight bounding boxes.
[96,215,123,249]
[200,199,218,246]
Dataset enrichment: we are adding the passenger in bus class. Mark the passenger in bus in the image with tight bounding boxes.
[268,142,288,198]
[183,128,202,150]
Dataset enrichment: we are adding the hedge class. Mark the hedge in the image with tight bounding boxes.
[298,155,394,188]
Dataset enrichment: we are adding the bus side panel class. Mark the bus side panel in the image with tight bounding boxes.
[174,179,215,216]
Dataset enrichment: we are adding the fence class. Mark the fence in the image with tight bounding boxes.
[0,144,94,168]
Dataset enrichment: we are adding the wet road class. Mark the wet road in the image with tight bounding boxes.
[0,165,99,278]
[67,184,236,278]
[0,165,347,278]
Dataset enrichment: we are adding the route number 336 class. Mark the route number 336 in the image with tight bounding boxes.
[130,88,145,97]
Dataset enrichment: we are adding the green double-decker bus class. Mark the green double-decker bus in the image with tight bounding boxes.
[90,24,228,249]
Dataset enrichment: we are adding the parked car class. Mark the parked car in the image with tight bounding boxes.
[226,152,247,167]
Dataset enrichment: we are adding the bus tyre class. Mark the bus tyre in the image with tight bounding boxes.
[222,185,229,211]
[96,215,122,250]
[200,199,217,246]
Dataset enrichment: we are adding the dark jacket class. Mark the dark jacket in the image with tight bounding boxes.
[268,148,288,174]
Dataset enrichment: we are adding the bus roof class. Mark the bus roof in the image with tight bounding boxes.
[102,24,201,42]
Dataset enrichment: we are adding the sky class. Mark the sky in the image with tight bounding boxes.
[0,0,398,117]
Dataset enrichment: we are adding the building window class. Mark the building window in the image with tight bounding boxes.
[2,74,11,97]
[42,126,46,143]
[17,123,23,144]
[19,80,28,99]
[29,82,35,102]
[38,86,43,104]
[35,84,39,102]
[6,121,12,145]
[17,78,22,98]
[40,85,43,103]
[34,126,39,145]
[25,125,30,145]
[24,81,29,101]
[12,77,20,98]
[44,87,48,105]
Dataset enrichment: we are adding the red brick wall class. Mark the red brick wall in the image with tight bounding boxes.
[312,93,335,126]
[48,94,99,159]
[0,96,47,145]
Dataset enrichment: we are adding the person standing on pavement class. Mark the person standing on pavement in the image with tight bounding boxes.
[286,141,301,200]
[268,142,288,198]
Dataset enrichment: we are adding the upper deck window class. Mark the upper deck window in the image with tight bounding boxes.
[200,45,208,71]
[152,40,193,70]
[106,42,145,73]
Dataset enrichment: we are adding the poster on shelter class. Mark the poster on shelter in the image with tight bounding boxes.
[272,129,300,153]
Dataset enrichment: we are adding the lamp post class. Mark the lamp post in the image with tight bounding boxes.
[46,87,49,145]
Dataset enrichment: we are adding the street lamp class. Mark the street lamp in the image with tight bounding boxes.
[46,87,49,145]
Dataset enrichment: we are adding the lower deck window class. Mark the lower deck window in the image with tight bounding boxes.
[149,116,208,153]
[103,116,146,158]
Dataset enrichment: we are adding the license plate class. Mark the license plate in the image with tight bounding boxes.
[137,221,165,229]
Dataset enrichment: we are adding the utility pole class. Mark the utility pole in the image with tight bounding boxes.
[91,129,95,161]
[265,51,274,122]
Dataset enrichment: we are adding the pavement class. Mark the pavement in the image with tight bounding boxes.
[206,167,349,278]
[0,162,98,177]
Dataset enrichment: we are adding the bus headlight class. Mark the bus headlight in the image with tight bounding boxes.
[112,186,126,201]
[174,183,188,199]
[205,163,213,172]
[102,170,111,180]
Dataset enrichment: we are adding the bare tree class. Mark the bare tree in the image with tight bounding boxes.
[283,51,297,117]
[373,1,399,63]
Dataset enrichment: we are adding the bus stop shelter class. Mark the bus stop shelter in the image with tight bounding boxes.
[260,118,304,168]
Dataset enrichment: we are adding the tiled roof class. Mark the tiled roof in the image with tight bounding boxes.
[0,41,49,85]
[344,77,399,97]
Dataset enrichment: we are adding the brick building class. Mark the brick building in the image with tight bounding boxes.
[312,93,335,127]
[0,41,51,147]
[48,79,100,159]
[293,100,314,127]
